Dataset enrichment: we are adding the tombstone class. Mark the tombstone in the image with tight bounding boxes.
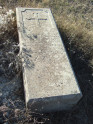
[16,8,82,112]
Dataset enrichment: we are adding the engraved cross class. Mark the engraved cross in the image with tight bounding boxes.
[26,12,47,26]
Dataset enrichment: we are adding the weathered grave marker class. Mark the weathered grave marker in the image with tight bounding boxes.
[16,8,82,112]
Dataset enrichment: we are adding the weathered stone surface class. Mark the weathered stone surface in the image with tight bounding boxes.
[16,8,82,112]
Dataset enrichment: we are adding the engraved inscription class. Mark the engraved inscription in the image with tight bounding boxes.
[22,9,49,27]
[21,9,51,38]
[26,13,48,26]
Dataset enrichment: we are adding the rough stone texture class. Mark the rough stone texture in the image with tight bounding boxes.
[16,8,82,112]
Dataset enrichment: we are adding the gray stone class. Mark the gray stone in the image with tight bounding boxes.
[16,8,82,112]
[0,6,2,9]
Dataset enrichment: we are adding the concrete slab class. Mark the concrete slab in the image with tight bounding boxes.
[16,8,82,112]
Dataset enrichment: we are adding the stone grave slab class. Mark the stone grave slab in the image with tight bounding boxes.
[16,8,82,112]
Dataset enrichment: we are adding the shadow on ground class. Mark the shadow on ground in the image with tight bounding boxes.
[44,29,93,124]
[24,29,93,124]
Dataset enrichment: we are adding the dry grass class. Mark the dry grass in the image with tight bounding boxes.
[57,16,93,66]
[0,0,93,66]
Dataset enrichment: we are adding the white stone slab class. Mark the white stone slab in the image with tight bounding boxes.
[16,8,82,112]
